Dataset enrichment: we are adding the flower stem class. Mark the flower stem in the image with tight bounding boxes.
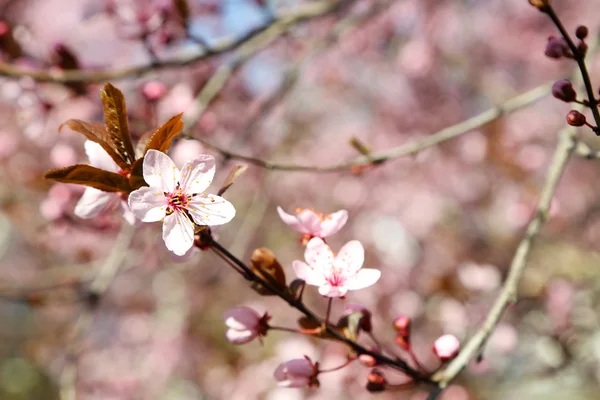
[317,357,355,373]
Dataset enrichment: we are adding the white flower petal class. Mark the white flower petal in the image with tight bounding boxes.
[178,154,215,194]
[74,188,115,219]
[84,141,119,172]
[295,209,322,234]
[319,209,348,237]
[292,261,326,286]
[162,212,195,256]
[142,149,179,192]
[304,237,334,272]
[345,269,381,291]
[187,194,236,226]
[128,186,168,222]
[334,240,364,275]
[225,329,254,345]
[120,201,137,226]
[277,206,309,233]
[318,282,346,298]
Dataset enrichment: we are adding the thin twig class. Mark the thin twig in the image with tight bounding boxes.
[193,83,552,172]
[0,0,344,83]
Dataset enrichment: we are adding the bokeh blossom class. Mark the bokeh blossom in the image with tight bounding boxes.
[292,237,381,297]
[223,307,270,345]
[273,357,319,388]
[128,150,235,255]
[74,141,135,225]
[277,207,348,244]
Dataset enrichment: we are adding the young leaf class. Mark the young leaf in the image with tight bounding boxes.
[45,164,130,192]
[101,83,136,165]
[250,248,286,295]
[60,119,130,170]
[218,164,248,196]
[128,158,147,191]
[173,0,190,24]
[143,113,184,154]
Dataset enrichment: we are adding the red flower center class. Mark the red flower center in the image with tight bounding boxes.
[166,188,189,215]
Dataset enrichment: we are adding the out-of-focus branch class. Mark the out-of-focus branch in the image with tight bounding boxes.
[426,33,599,396]
[59,224,135,400]
[194,83,552,172]
[0,0,344,83]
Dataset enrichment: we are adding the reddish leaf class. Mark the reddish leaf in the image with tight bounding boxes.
[101,83,136,165]
[45,164,130,192]
[128,158,147,191]
[60,119,130,171]
[143,113,184,155]
[250,248,286,296]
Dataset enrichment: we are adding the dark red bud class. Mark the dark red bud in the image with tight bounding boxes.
[529,0,551,9]
[575,26,589,40]
[545,36,570,59]
[552,79,577,102]
[566,110,586,127]
[394,334,410,350]
[366,369,387,392]
[358,354,378,368]
[393,316,411,337]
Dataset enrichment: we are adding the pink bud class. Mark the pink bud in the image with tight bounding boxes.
[223,307,269,345]
[393,316,411,337]
[433,334,460,361]
[142,81,167,102]
[273,357,319,388]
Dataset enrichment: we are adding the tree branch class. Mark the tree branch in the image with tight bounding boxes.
[0,0,345,83]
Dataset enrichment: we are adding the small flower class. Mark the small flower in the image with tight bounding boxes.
[277,206,348,244]
[128,150,235,255]
[292,237,381,298]
[223,307,270,345]
[74,141,135,225]
[433,334,460,361]
[274,357,319,388]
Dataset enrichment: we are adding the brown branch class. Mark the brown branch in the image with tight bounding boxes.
[193,83,552,172]
[0,0,345,83]
[427,34,600,396]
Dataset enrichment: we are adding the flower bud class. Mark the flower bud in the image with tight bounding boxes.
[395,334,410,351]
[274,357,319,388]
[551,80,576,102]
[142,81,167,102]
[358,353,378,368]
[566,110,586,127]
[366,369,387,392]
[528,0,550,9]
[545,36,570,59]
[433,334,460,361]
[223,307,270,345]
[575,26,589,40]
[393,316,411,337]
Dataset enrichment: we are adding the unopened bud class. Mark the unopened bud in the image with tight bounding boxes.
[358,354,378,367]
[142,81,167,102]
[575,26,589,40]
[545,36,570,59]
[552,80,576,102]
[393,316,411,337]
[343,304,372,332]
[528,0,550,10]
[395,334,410,351]
[366,369,387,392]
[566,110,586,127]
[433,334,460,361]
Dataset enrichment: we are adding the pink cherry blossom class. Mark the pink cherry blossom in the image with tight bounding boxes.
[127,150,235,255]
[277,206,348,244]
[223,307,269,345]
[74,141,135,225]
[292,237,381,298]
[433,334,460,361]
[273,357,319,388]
